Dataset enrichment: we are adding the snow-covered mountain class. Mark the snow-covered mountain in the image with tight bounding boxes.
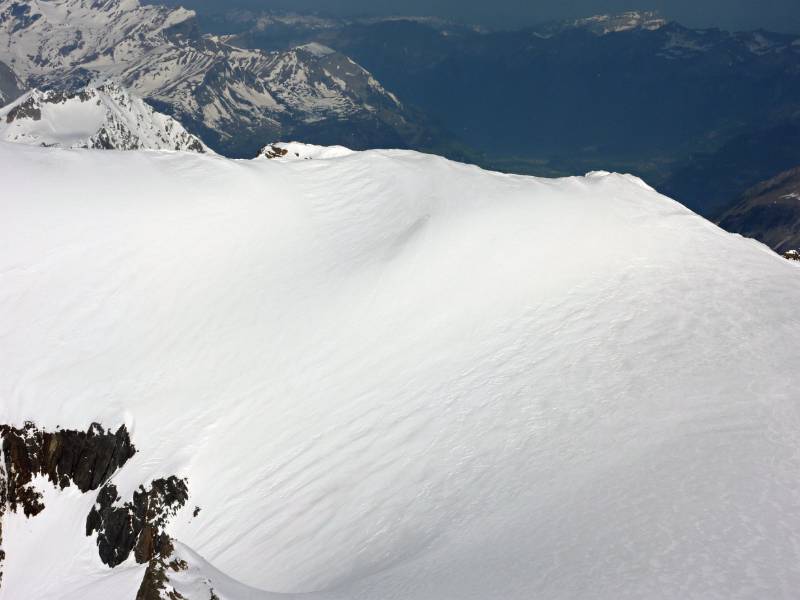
[0,0,424,155]
[117,39,414,154]
[2,142,800,599]
[0,81,207,151]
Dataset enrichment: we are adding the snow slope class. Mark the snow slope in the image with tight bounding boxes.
[0,82,207,151]
[1,142,800,599]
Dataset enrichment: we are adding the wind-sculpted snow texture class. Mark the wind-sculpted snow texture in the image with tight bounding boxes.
[1,143,800,599]
[0,0,419,154]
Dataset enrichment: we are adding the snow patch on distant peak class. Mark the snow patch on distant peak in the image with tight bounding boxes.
[296,42,337,57]
[574,11,667,35]
[258,141,354,160]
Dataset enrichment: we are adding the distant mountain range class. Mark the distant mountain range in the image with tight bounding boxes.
[0,0,433,157]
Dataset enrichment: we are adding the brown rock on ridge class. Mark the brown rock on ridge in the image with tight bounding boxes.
[86,476,189,568]
[0,422,136,515]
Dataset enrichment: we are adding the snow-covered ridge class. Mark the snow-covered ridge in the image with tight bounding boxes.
[0,82,207,151]
[2,143,800,599]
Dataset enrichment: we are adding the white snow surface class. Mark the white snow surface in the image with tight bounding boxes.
[2,143,800,599]
[0,82,207,151]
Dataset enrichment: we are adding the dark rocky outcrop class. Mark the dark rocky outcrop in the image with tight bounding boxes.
[86,476,189,568]
[4,95,40,122]
[1,422,135,515]
[0,420,193,596]
[136,537,189,600]
[260,143,289,159]
[784,249,800,262]
[0,421,136,589]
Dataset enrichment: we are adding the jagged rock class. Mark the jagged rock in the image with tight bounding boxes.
[0,421,136,590]
[784,249,800,261]
[260,144,289,159]
[87,476,189,568]
[0,422,135,515]
[136,539,188,600]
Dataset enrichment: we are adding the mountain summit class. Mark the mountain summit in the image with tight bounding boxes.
[0,82,207,151]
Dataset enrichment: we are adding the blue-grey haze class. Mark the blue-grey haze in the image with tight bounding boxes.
[160,0,800,33]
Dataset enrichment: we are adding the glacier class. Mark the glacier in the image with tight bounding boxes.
[1,142,799,599]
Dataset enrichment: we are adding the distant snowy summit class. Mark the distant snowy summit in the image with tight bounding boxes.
[532,11,668,38]
[0,82,207,152]
[573,11,667,35]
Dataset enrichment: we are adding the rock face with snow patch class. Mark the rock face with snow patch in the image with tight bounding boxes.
[0,82,207,151]
[0,422,136,586]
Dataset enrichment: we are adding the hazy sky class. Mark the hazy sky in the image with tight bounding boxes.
[171,0,800,33]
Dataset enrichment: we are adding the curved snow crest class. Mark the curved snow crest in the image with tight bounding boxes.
[2,143,800,599]
[585,170,656,191]
[0,81,209,152]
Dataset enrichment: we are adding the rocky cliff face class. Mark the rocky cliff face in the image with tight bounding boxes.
[0,421,192,597]
[0,422,136,584]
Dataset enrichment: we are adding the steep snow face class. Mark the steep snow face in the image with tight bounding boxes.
[0,0,415,154]
[0,82,207,151]
[2,144,800,599]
